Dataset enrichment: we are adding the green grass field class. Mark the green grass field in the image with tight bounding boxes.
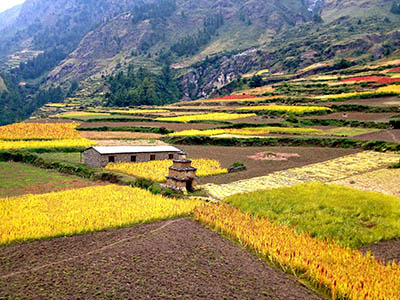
[0,161,91,197]
[38,152,82,165]
[320,127,381,137]
[225,182,400,248]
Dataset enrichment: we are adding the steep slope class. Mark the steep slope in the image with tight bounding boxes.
[47,0,313,84]
[0,4,22,32]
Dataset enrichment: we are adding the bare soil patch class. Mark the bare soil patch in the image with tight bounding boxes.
[79,131,162,140]
[327,96,400,107]
[180,145,359,184]
[302,112,396,122]
[361,239,400,263]
[0,219,322,300]
[352,129,400,143]
[79,121,219,131]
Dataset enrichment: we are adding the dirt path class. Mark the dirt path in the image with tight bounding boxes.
[0,219,323,300]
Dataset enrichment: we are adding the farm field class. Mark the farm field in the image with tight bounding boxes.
[303,112,397,122]
[326,96,400,107]
[352,129,400,143]
[202,151,400,199]
[225,182,400,248]
[179,145,359,184]
[77,121,219,131]
[0,219,322,300]
[0,185,202,244]
[2,54,400,300]
[330,168,400,198]
[0,162,101,197]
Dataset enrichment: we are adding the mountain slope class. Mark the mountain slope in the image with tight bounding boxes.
[0,0,399,124]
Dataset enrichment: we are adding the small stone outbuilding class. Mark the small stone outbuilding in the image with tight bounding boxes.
[83,146,182,168]
[164,152,198,193]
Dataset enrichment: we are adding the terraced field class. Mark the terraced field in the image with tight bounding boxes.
[203,151,400,199]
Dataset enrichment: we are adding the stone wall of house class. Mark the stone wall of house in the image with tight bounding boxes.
[84,148,103,168]
[83,149,179,168]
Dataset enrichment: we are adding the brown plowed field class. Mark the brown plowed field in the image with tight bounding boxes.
[352,129,400,143]
[327,96,400,107]
[78,121,219,131]
[179,145,359,184]
[0,219,323,300]
[302,112,396,122]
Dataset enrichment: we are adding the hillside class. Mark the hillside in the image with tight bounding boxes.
[0,0,399,124]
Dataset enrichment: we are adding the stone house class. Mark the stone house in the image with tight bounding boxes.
[83,146,183,168]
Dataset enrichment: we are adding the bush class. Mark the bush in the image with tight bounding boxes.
[389,119,400,129]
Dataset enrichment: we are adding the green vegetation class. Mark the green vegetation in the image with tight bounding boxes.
[37,152,82,165]
[225,182,400,248]
[170,13,224,57]
[77,126,173,134]
[106,66,181,107]
[320,127,381,137]
[0,161,82,197]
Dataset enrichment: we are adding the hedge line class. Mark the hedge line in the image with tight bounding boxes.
[162,136,400,152]
[77,126,173,134]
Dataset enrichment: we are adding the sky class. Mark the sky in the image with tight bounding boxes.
[0,0,25,13]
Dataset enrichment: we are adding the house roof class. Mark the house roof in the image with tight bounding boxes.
[90,146,182,155]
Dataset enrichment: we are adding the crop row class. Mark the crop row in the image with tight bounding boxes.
[203,151,400,199]
[194,204,400,300]
[0,123,82,140]
[0,139,96,150]
[0,185,203,245]
[169,127,322,137]
[106,159,227,182]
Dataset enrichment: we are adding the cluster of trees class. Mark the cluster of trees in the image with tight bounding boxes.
[0,73,65,125]
[391,2,400,14]
[170,13,224,57]
[105,65,181,107]
[131,0,177,25]
[10,49,66,80]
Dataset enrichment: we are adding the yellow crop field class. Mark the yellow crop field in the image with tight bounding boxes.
[236,105,331,114]
[45,103,67,107]
[0,139,96,150]
[0,185,203,245]
[0,123,82,140]
[377,84,400,94]
[156,112,256,123]
[194,204,400,300]
[110,109,168,114]
[106,159,227,182]
[315,91,374,100]
[169,127,322,137]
